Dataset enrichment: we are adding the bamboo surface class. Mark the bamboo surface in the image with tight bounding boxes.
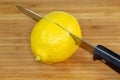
[0,0,120,80]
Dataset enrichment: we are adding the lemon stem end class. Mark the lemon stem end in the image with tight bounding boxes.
[35,56,41,62]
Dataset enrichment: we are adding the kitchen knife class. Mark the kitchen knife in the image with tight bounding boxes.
[16,5,120,73]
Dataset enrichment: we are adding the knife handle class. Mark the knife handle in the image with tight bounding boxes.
[93,45,120,73]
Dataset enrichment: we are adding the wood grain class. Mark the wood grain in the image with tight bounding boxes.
[0,0,120,80]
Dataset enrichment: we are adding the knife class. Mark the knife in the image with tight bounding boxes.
[16,5,120,73]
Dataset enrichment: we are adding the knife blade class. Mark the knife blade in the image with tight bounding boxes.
[16,5,42,22]
[16,5,95,54]
[16,5,120,73]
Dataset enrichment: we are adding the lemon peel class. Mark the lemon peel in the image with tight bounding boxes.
[31,11,82,64]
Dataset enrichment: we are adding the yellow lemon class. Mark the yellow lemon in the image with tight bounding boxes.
[30,11,82,64]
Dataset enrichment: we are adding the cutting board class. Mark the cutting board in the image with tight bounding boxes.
[0,0,120,80]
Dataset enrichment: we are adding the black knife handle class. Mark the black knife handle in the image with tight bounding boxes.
[93,45,120,73]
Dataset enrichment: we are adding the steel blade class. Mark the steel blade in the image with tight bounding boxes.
[16,5,95,54]
[16,5,42,22]
[69,33,95,54]
[52,21,95,54]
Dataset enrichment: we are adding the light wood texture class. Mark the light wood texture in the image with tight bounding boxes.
[0,0,120,80]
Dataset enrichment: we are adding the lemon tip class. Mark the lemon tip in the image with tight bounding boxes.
[35,56,41,62]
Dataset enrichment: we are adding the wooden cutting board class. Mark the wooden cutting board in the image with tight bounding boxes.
[0,0,120,80]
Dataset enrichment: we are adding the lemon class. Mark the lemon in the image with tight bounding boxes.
[30,11,82,64]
